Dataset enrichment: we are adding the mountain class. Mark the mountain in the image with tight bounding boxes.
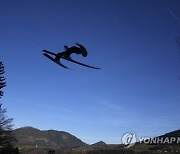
[13,127,88,148]
[91,141,107,147]
[160,129,180,138]
[156,129,180,145]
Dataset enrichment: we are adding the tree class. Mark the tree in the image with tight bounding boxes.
[0,62,15,149]
[0,62,6,99]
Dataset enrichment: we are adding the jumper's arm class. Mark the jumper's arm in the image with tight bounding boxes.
[75,43,83,48]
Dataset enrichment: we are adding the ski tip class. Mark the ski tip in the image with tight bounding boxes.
[93,67,101,69]
[43,53,48,56]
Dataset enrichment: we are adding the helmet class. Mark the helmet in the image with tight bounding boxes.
[82,49,88,57]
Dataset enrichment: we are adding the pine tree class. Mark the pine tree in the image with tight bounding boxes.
[0,62,15,149]
[0,62,6,99]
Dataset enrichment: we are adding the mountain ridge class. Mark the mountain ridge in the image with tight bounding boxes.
[13,126,88,148]
[13,127,180,148]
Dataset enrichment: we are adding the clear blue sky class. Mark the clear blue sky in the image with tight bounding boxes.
[0,0,180,144]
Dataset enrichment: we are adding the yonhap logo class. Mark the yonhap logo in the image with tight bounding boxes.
[121,132,180,148]
[121,132,136,148]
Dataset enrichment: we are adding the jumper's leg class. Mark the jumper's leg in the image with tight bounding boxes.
[55,53,63,61]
